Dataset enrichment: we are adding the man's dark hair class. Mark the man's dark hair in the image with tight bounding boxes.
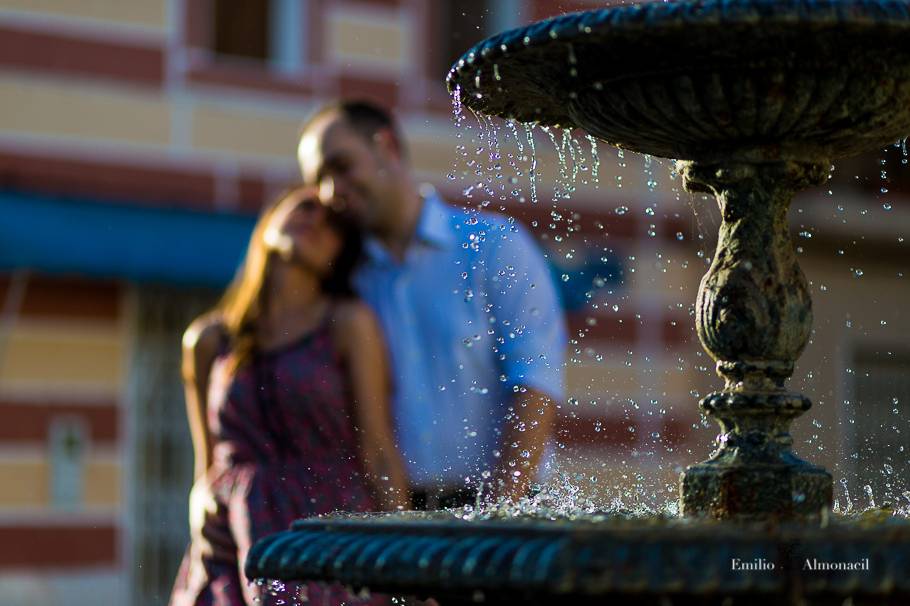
[300,99,406,158]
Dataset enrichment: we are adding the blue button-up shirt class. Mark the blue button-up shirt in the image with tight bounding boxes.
[354,187,566,487]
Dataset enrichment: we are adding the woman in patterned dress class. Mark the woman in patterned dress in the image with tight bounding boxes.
[169,186,409,606]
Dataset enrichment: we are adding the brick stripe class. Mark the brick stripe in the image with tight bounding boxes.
[0,400,119,444]
[0,275,121,321]
[237,173,268,213]
[555,415,639,448]
[0,525,117,568]
[500,201,640,239]
[338,74,400,107]
[567,312,637,344]
[660,416,693,449]
[662,316,693,347]
[568,313,694,348]
[0,147,683,240]
[532,0,620,21]
[0,25,163,86]
[0,150,217,210]
[187,61,314,97]
[555,414,694,448]
[458,198,691,243]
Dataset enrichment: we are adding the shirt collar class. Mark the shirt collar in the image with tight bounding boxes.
[363,185,455,264]
[414,184,456,249]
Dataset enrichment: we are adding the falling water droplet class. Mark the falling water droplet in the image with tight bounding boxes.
[523,123,539,205]
[585,134,600,185]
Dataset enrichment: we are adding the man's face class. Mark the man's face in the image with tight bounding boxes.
[297,115,397,232]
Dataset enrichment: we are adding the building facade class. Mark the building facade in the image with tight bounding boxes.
[0,1,907,605]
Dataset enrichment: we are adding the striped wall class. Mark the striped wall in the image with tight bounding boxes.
[0,274,125,588]
[0,275,128,606]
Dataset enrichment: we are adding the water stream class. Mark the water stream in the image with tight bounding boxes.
[448,86,910,521]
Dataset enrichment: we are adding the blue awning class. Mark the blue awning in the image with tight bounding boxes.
[0,190,255,286]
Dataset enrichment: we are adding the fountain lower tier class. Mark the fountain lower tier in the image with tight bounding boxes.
[247,514,910,605]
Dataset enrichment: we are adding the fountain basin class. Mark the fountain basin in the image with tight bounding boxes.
[447,0,910,164]
[247,512,910,605]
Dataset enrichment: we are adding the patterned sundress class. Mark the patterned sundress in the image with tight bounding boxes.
[169,317,382,606]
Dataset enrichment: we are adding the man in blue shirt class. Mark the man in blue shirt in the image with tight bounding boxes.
[298,101,566,506]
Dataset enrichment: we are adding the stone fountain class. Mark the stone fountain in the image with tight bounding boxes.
[247,1,910,603]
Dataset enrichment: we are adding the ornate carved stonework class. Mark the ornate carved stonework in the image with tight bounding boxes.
[678,160,833,519]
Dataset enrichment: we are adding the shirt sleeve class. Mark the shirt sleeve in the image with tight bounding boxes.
[483,219,567,402]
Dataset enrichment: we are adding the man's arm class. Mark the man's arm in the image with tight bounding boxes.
[482,220,567,502]
[492,387,556,502]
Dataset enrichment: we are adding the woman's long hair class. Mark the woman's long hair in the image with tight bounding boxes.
[216,186,363,371]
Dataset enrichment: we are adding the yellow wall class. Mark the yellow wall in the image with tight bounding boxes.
[0,0,167,30]
[0,454,120,508]
[0,77,170,147]
[0,320,124,396]
[191,102,308,160]
[326,6,409,72]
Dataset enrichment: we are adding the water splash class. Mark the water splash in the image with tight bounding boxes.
[447,87,910,519]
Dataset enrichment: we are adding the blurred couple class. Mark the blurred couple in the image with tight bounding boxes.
[170,101,566,606]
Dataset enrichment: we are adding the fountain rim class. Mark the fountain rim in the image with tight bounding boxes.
[284,511,910,537]
[446,0,910,93]
[246,512,910,598]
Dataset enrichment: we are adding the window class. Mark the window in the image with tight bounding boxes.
[213,0,271,61]
[128,286,218,606]
[49,418,87,508]
[210,0,303,72]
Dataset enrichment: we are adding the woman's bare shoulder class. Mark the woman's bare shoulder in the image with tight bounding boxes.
[331,300,382,349]
[183,313,226,360]
[333,299,377,325]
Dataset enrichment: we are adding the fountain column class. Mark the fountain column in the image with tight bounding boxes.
[679,160,834,521]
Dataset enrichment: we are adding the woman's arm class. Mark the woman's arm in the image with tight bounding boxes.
[182,316,235,560]
[181,315,223,481]
[335,301,410,511]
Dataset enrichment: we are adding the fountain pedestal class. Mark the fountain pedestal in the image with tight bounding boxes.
[678,161,833,519]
